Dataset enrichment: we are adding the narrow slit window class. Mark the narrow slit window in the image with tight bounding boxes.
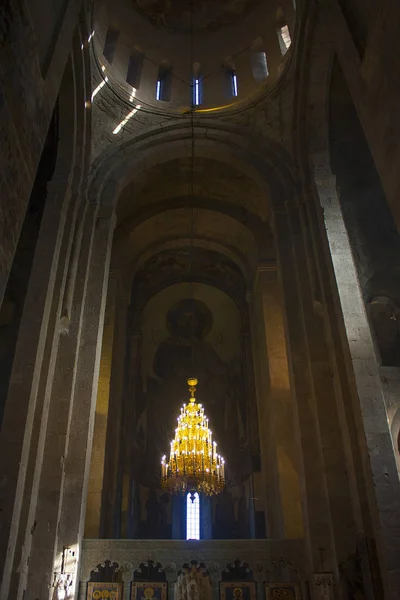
[251,52,269,82]
[231,70,238,97]
[192,77,202,106]
[103,29,119,65]
[186,492,200,540]
[156,65,172,102]
[278,25,292,54]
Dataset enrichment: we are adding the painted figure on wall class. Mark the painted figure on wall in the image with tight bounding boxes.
[130,286,256,538]
[135,298,249,489]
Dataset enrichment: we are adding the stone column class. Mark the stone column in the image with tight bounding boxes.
[0,174,74,600]
[255,264,303,540]
[271,200,339,583]
[135,57,158,106]
[241,300,260,462]
[234,53,256,102]
[209,570,222,600]
[123,580,131,600]
[78,579,89,600]
[102,288,130,539]
[166,571,177,600]
[291,197,362,570]
[23,202,98,599]
[313,173,400,596]
[52,206,115,593]
[124,331,142,538]
[249,278,282,538]
[85,277,119,538]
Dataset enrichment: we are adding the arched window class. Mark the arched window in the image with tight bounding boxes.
[278,24,292,54]
[230,70,238,97]
[103,29,119,65]
[186,492,200,540]
[192,77,202,106]
[251,51,269,82]
[156,64,172,102]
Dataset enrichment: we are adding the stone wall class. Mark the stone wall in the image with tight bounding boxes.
[0,0,85,306]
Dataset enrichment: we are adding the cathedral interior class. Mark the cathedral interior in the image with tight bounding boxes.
[1,0,400,599]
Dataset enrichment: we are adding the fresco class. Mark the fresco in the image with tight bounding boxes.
[131,0,262,32]
[132,283,252,538]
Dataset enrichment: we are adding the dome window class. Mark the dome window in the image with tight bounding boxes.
[222,63,238,98]
[156,65,172,102]
[251,51,269,82]
[231,70,238,97]
[192,77,202,106]
[103,29,119,65]
[278,25,292,54]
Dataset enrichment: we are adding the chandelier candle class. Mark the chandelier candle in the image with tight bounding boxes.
[161,378,225,495]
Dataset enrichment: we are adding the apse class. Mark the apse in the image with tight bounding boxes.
[130,283,254,540]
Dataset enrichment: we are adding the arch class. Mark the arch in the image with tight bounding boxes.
[128,246,250,321]
[126,238,253,293]
[115,155,270,223]
[87,121,297,215]
[114,194,272,250]
[116,208,258,268]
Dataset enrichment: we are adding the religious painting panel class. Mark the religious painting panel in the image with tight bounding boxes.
[87,582,123,600]
[220,582,256,600]
[131,582,167,600]
[265,583,301,600]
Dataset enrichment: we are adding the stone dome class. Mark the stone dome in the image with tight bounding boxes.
[92,0,296,111]
[131,0,263,33]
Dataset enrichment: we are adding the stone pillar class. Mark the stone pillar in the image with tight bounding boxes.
[166,571,177,600]
[78,579,89,600]
[293,197,362,566]
[254,264,303,540]
[52,206,115,594]
[209,570,222,600]
[0,174,74,600]
[234,53,256,101]
[85,278,118,538]
[249,278,282,538]
[136,57,158,106]
[241,300,260,460]
[126,331,142,538]
[100,290,130,538]
[271,200,339,584]
[23,202,98,599]
[313,173,400,596]
[123,580,131,600]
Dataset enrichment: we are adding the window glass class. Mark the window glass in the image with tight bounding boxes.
[186,492,200,540]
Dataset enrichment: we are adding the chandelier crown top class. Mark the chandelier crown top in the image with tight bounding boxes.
[187,377,198,401]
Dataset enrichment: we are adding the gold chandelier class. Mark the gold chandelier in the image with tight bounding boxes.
[161,378,225,496]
